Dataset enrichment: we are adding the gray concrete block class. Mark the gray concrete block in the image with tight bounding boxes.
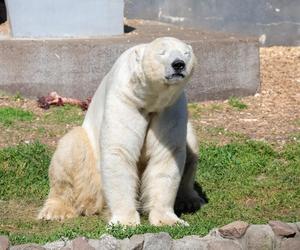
[5,0,124,37]
[0,20,259,102]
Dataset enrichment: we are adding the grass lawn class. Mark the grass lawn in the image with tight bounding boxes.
[0,104,299,245]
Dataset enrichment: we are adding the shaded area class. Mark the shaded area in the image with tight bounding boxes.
[124,24,136,33]
[175,181,209,217]
[0,0,6,24]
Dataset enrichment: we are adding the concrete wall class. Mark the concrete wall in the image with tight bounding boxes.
[0,20,259,102]
[125,0,300,46]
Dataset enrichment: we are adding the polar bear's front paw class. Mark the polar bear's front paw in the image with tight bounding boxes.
[38,201,77,221]
[109,210,140,226]
[149,209,189,226]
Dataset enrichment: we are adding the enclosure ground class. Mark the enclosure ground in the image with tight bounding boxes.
[0,47,299,244]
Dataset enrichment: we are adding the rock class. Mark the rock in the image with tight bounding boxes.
[219,221,249,239]
[0,236,9,250]
[72,237,95,250]
[119,238,130,250]
[143,233,172,250]
[287,223,299,232]
[87,239,100,249]
[98,234,120,250]
[173,236,207,250]
[10,244,46,250]
[280,238,300,250]
[43,240,70,250]
[245,225,274,250]
[118,235,145,250]
[207,239,242,250]
[269,221,296,237]
[295,222,300,232]
[128,234,144,250]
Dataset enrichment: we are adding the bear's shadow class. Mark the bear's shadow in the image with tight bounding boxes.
[174,182,209,217]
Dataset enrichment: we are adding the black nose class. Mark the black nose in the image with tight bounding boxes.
[171,59,186,72]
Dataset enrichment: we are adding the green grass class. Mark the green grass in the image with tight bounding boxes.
[205,126,248,140]
[43,105,84,125]
[228,97,248,110]
[293,119,300,126]
[188,103,224,118]
[13,92,24,101]
[0,142,51,201]
[0,107,34,126]
[0,139,299,244]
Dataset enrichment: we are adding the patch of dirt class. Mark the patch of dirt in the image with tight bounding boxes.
[192,46,300,147]
[0,200,39,221]
[0,96,83,148]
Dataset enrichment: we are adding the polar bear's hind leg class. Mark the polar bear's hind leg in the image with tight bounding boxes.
[175,121,203,216]
[38,127,103,220]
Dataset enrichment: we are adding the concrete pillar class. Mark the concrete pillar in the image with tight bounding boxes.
[5,0,124,37]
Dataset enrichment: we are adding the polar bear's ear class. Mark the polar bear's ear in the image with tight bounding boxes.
[134,46,145,64]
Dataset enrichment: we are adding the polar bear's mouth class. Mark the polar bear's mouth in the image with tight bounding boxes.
[165,73,185,80]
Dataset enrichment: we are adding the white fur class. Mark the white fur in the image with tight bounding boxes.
[38,37,200,226]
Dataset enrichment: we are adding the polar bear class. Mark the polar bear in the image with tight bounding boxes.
[38,37,202,226]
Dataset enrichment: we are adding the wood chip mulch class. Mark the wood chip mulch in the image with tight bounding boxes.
[193,46,300,147]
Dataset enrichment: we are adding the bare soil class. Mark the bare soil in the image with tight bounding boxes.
[0,46,299,148]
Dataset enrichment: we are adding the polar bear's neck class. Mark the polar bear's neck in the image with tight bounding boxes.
[129,75,186,113]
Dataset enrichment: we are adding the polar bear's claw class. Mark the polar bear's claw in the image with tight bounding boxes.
[37,200,77,221]
[149,210,189,226]
[109,211,141,226]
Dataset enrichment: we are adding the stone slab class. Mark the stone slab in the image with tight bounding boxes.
[0,19,259,102]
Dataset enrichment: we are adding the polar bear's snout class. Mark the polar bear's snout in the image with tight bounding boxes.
[165,59,186,80]
[172,59,186,73]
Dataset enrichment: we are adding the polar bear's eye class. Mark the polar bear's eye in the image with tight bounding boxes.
[184,51,191,56]
[159,50,166,56]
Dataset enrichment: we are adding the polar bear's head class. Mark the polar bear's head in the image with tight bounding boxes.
[141,37,196,86]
